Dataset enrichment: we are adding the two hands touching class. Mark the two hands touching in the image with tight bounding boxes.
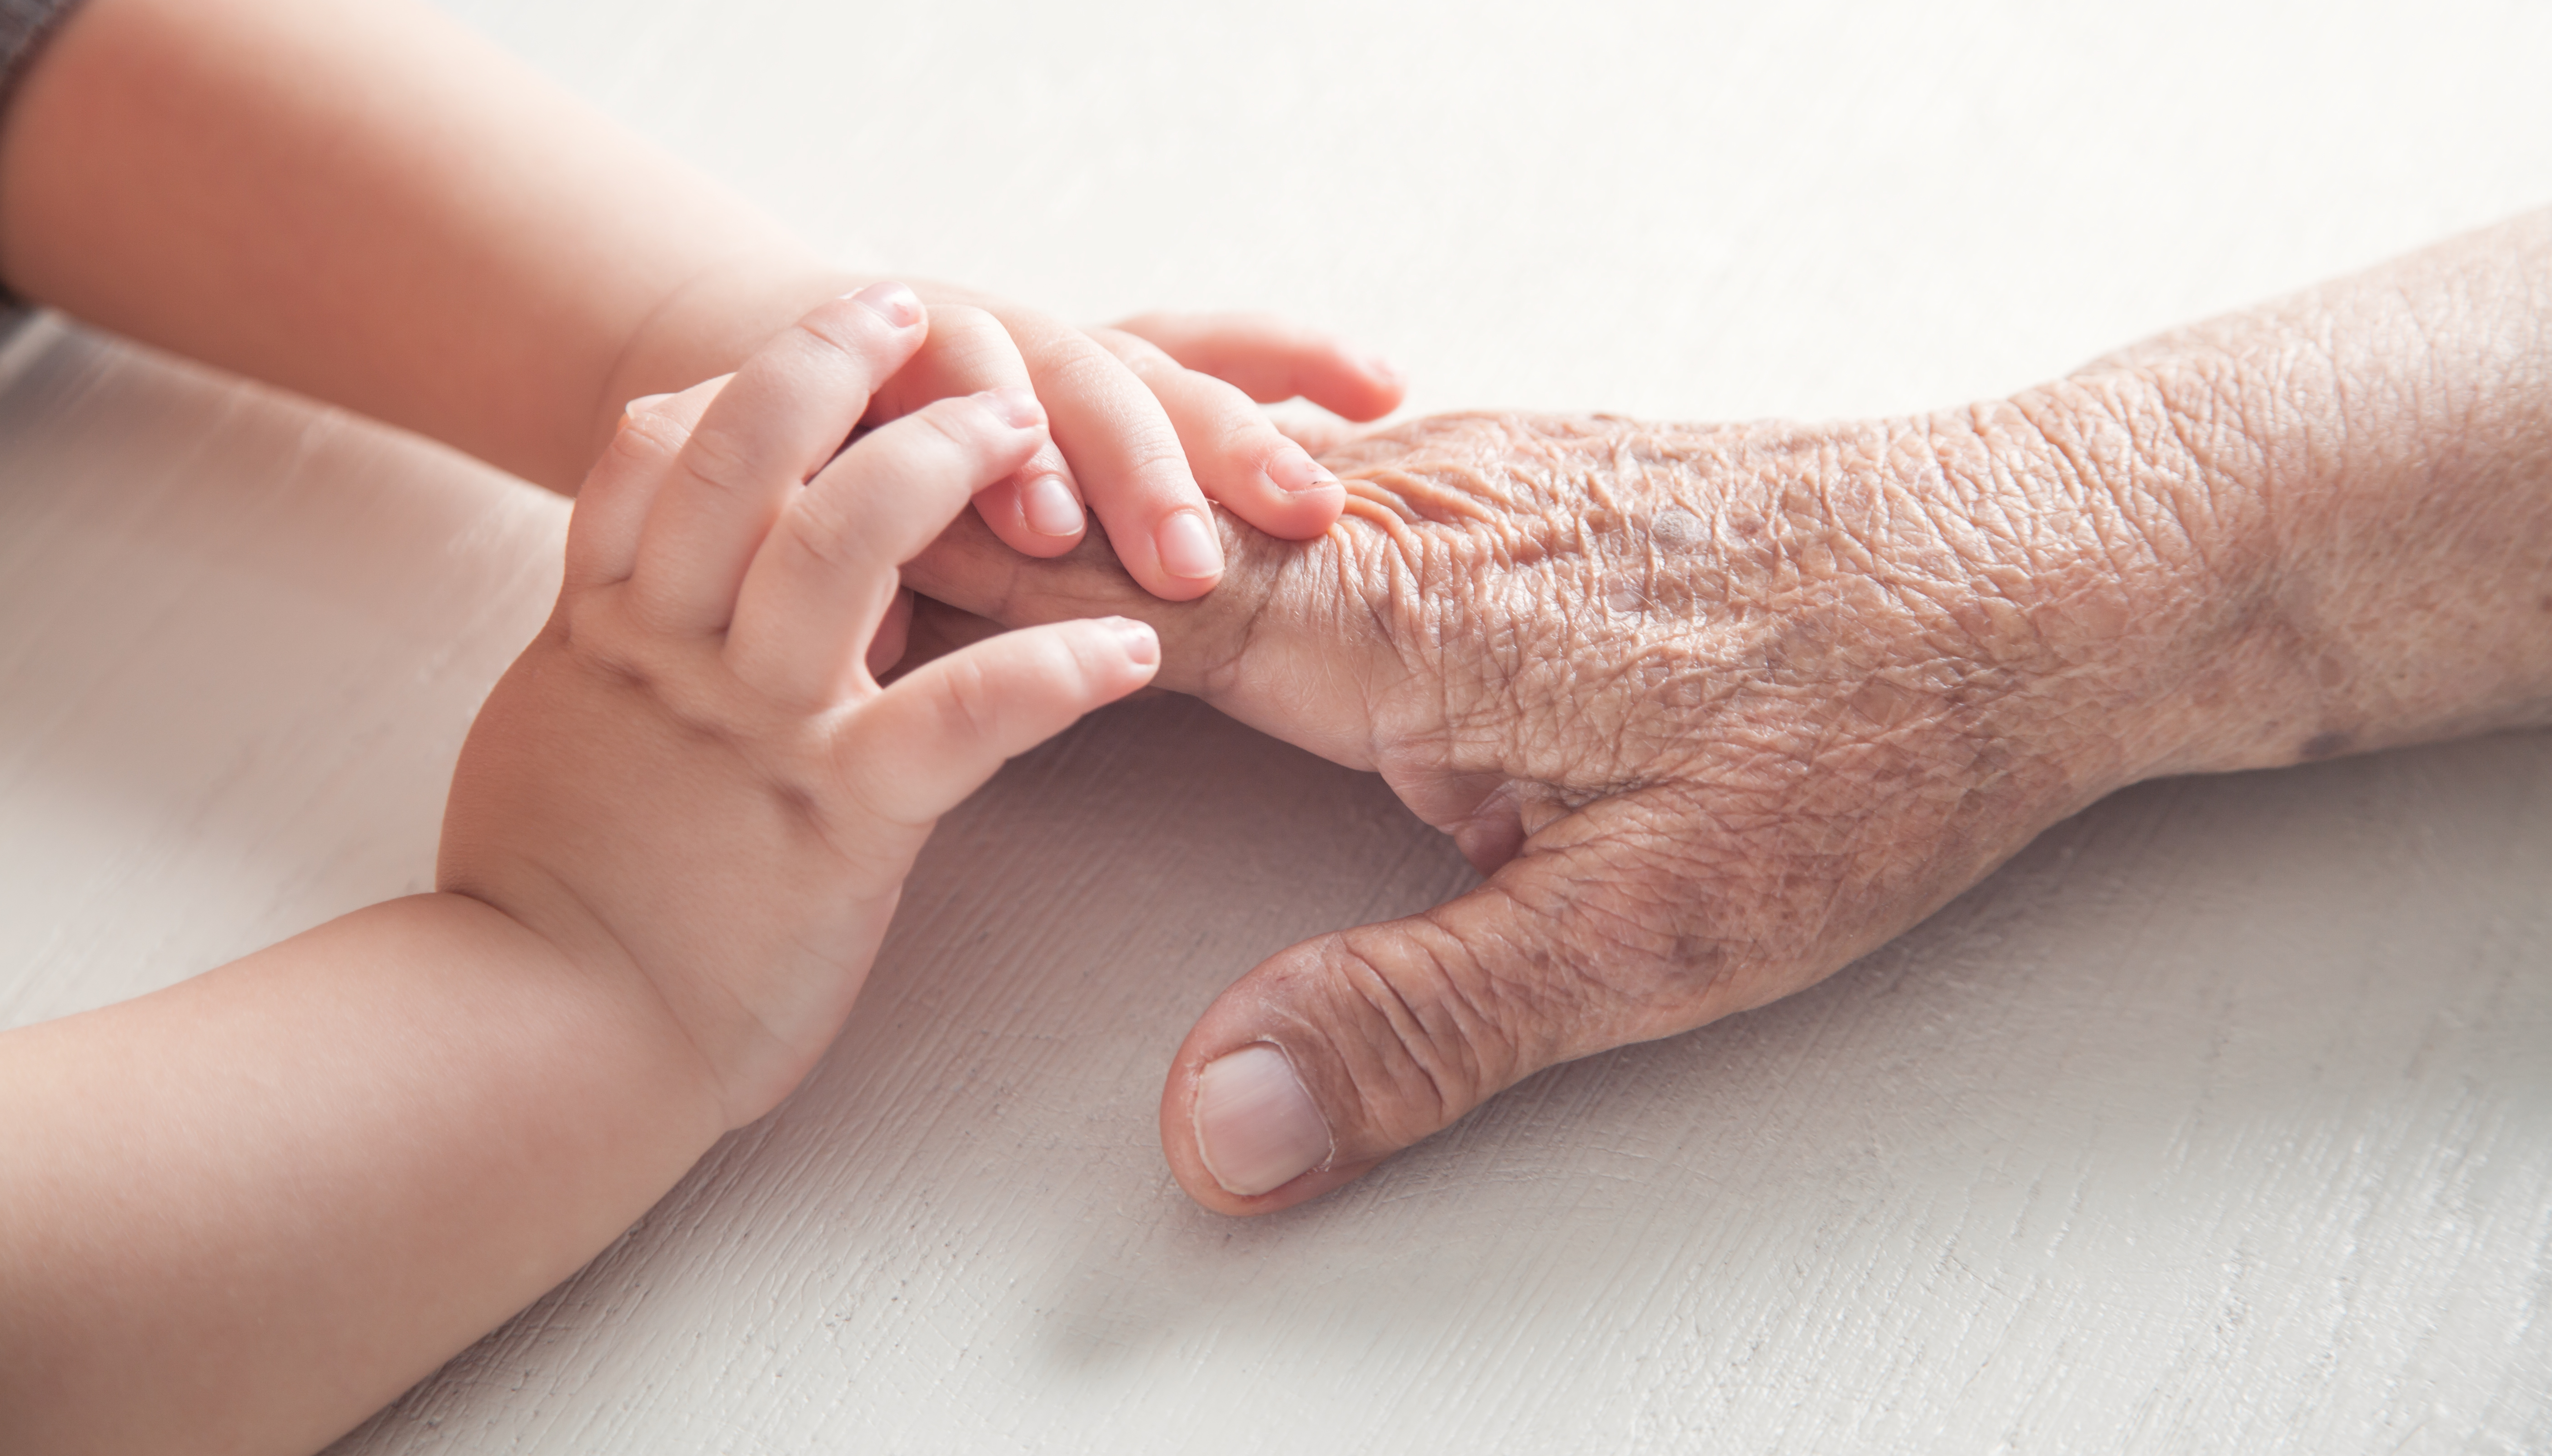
[6,282,1375,1452]
[474,214,2552,1236]
[8,8,2547,1447]
[0,0,1435,1445]
[665,280,1405,605]
[912,209,2552,1215]
[449,282,1180,1129]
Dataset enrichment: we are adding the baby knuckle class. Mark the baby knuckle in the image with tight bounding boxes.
[782,486,865,573]
[1048,625,1115,689]
[672,426,760,500]
[923,300,999,338]
[1119,435,1194,488]
[1103,333,1178,377]
[992,630,1080,703]
[560,592,643,667]
[1216,413,1283,461]
[792,300,894,365]
[603,412,684,471]
[911,396,1003,454]
[928,307,1032,374]
[1037,343,1134,401]
[931,653,1005,744]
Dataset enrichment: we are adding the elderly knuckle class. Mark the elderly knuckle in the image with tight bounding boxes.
[1324,923,1535,1142]
[1503,864,1701,1024]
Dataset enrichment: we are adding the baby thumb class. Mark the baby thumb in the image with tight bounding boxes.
[1158,813,1687,1214]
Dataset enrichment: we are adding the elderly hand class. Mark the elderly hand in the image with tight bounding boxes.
[907,212,2552,1213]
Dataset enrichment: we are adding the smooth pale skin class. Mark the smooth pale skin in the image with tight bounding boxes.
[0,291,1163,1453]
[0,0,1404,1449]
[0,0,1406,597]
[907,210,2552,1215]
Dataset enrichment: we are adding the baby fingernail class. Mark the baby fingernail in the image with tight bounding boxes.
[1022,474,1083,537]
[976,386,1043,429]
[621,392,674,420]
[1194,1044,1331,1197]
[848,280,923,328]
[1361,351,1406,388]
[1156,510,1224,581]
[1266,446,1338,496]
[1108,616,1159,667]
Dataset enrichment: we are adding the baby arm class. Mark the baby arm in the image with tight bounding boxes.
[0,286,1158,1455]
[0,0,1404,598]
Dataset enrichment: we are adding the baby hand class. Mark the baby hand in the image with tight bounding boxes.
[439,283,1159,1126]
[853,286,1406,599]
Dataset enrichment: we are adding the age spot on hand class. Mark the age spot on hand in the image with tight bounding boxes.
[1650,506,1707,553]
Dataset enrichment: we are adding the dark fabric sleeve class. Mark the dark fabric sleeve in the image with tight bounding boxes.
[0,0,82,149]
[0,0,80,84]
[0,0,86,314]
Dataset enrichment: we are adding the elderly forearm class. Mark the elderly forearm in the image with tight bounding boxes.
[0,0,855,491]
[892,212,2552,1213]
[2071,210,2552,776]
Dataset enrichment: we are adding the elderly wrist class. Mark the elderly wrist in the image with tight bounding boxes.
[1964,364,2287,786]
[1829,389,2173,811]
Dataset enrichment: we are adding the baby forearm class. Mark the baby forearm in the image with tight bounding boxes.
[0,0,839,492]
[0,893,723,1455]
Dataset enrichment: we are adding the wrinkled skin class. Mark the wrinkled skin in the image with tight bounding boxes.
[907,391,2224,1192]
[907,211,2552,1215]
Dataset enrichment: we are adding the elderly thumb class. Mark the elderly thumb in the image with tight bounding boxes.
[1156,818,1681,1215]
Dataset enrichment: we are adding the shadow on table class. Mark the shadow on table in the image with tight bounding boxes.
[345,693,2552,1453]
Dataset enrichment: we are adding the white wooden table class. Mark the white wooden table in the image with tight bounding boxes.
[3,2,2547,1451]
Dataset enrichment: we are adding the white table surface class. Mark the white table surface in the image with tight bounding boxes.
[3,2,2548,1451]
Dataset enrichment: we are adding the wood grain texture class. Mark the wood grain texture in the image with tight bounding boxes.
[0,0,2543,1451]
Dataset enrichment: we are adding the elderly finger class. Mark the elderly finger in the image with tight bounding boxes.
[876,595,1003,682]
[627,283,927,633]
[1160,792,1740,1215]
[1110,311,1406,422]
[897,507,1247,696]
